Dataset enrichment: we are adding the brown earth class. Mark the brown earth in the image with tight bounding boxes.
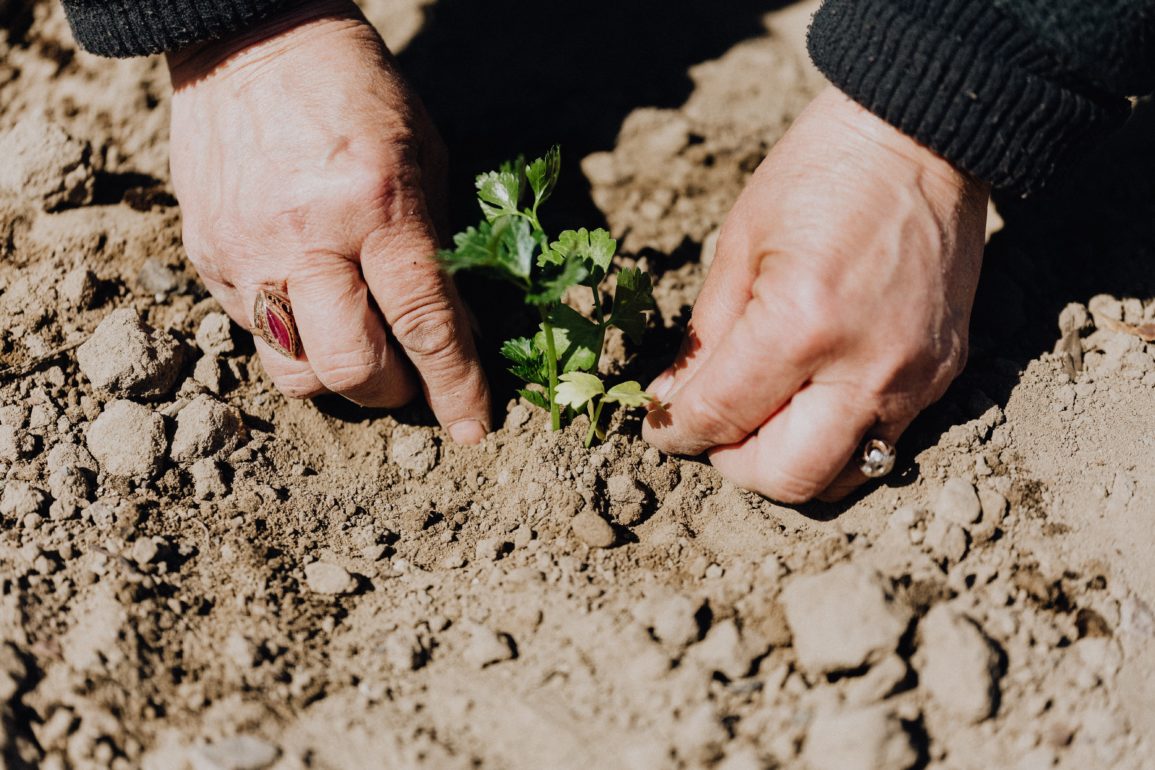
[1,1,1154,769]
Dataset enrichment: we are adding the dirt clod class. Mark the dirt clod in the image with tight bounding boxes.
[188,735,280,770]
[463,624,516,668]
[802,706,916,770]
[917,604,1001,723]
[571,509,616,548]
[303,562,356,595]
[935,477,982,526]
[0,116,94,211]
[85,399,168,478]
[170,395,244,463]
[76,308,184,399]
[781,563,911,674]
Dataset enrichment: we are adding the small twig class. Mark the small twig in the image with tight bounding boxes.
[0,339,86,382]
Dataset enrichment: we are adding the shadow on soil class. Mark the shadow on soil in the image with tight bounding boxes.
[397,0,790,416]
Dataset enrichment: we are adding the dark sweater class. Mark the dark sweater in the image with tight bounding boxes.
[61,0,1155,195]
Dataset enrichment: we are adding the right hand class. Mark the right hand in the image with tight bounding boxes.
[166,0,490,444]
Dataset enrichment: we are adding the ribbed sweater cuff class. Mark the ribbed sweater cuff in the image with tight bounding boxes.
[61,0,300,58]
[807,0,1130,195]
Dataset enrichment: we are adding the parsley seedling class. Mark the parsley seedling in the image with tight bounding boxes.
[439,147,656,445]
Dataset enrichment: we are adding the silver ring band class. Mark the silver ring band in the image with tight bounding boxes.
[859,438,896,479]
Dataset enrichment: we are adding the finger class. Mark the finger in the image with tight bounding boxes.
[643,285,816,456]
[286,256,417,407]
[817,417,912,502]
[360,195,491,444]
[201,273,326,399]
[648,217,760,401]
[707,383,878,504]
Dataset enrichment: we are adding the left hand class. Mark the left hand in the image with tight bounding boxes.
[642,86,990,503]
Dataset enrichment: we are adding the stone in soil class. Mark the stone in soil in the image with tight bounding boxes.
[925,517,969,564]
[170,395,244,463]
[0,424,35,462]
[59,267,99,309]
[650,594,703,647]
[687,618,750,680]
[188,736,280,770]
[802,706,917,770]
[382,628,428,671]
[390,431,439,475]
[781,563,911,674]
[463,624,516,668]
[189,458,229,500]
[935,477,982,526]
[303,562,356,595]
[606,473,648,525]
[86,399,168,478]
[76,308,184,399]
[916,604,1001,723]
[195,312,236,357]
[572,509,616,548]
[0,116,94,211]
[0,481,48,519]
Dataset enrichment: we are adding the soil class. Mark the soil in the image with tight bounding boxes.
[2,1,1154,769]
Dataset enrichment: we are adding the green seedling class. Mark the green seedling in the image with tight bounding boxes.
[438,146,656,445]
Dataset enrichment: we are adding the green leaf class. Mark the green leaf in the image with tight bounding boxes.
[526,257,588,306]
[603,381,654,408]
[536,305,602,373]
[541,227,617,274]
[476,168,522,222]
[437,222,495,275]
[518,388,549,411]
[555,372,605,410]
[609,267,655,344]
[437,217,539,286]
[526,146,561,209]
[501,337,547,386]
[493,216,537,281]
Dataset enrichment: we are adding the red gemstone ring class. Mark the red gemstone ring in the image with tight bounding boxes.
[253,289,301,359]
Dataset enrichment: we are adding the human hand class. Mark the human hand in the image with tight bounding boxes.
[166,0,490,443]
[643,86,989,502]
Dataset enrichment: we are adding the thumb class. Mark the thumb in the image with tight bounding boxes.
[649,220,759,402]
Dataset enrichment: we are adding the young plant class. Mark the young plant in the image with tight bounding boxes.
[438,146,656,445]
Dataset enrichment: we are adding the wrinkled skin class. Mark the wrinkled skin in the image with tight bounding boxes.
[167,0,490,444]
[166,2,988,499]
[643,87,990,503]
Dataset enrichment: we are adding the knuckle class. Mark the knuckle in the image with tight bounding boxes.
[275,370,325,400]
[679,395,748,445]
[392,302,459,359]
[313,353,382,393]
[761,466,825,505]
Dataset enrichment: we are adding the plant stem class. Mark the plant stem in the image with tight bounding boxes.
[584,399,606,448]
[539,307,562,431]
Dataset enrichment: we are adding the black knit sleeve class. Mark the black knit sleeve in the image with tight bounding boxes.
[61,0,301,58]
[807,0,1155,194]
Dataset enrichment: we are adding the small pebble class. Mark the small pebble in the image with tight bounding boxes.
[935,478,982,526]
[188,736,280,770]
[572,510,615,548]
[304,562,356,595]
[463,624,515,668]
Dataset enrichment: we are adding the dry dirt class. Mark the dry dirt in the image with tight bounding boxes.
[1,1,1154,769]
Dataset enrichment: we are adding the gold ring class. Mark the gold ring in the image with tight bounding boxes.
[253,289,300,359]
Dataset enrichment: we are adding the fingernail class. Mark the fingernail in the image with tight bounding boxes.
[649,372,675,402]
[448,419,487,445]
